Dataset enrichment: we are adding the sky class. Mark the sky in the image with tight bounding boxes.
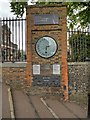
[0,0,34,18]
[0,0,14,18]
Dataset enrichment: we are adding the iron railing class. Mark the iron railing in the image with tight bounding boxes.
[0,17,26,62]
[67,29,90,62]
[0,18,90,62]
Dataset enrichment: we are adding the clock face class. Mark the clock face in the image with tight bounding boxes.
[36,36,57,58]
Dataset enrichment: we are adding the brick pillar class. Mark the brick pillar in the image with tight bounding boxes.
[26,10,32,86]
[61,7,68,101]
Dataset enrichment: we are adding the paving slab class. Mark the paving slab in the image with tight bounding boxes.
[30,96,54,118]
[2,83,88,119]
[12,90,37,118]
[0,83,2,119]
[64,101,87,118]
[46,97,87,118]
[45,98,77,118]
[2,83,11,118]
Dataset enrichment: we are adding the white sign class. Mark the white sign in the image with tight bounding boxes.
[53,64,60,75]
[33,65,40,75]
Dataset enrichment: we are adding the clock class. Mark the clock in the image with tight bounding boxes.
[36,36,58,58]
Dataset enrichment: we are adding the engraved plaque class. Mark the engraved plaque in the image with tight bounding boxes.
[53,64,60,74]
[33,65,40,75]
[34,14,59,25]
[33,75,60,87]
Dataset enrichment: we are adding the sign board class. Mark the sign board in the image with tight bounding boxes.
[34,14,59,25]
[33,65,40,75]
[53,64,60,74]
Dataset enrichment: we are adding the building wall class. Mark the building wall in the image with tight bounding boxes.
[1,24,18,62]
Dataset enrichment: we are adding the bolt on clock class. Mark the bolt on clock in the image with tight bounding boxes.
[26,4,69,100]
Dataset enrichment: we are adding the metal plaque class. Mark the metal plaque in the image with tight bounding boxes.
[53,64,60,75]
[34,14,59,25]
[33,65,40,75]
[33,75,60,87]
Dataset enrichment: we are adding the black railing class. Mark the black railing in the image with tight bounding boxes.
[0,17,26,62]
[0,18,90,62]
[67,29,90,62]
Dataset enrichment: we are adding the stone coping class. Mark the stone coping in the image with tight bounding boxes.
[1,62,26,68]
[68,62,90,66]
[27,4,66,8]
[1,62,90,68]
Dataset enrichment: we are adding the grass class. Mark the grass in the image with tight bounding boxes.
[69,91,88,109]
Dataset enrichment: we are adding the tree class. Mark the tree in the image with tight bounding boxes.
[10,1,28,17]
[67,2,90,29]
[10,1,90,28]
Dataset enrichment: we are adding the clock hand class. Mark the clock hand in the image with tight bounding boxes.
[45,45,49,50]
[45,48,47,54]
[45,45,50,54]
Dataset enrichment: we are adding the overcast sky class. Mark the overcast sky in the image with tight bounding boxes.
[0,0,34,18]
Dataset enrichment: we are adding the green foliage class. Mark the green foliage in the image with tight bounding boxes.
[10,1,28,17]
[67,2,90,29]
[10,1,90,28]
[69,32,90,61]
[36,1,90,28]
